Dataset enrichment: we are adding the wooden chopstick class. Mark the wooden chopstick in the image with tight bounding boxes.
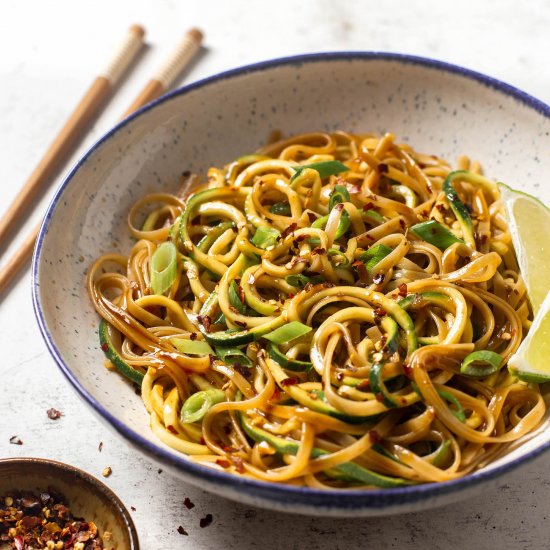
[0,26,205,298]
[121,28,203,118]
[0,24,145,252]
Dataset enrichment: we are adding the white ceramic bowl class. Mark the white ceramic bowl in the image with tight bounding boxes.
[33,53,550,517]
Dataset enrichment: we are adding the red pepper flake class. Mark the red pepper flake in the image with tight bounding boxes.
[209,354,217,367]
[345,182,361,194]
[375,393,384,402]
[373,273,385,285]
[215,459,231,468]
[131,506,136,511]
[46,407,63,420]
[288,293,295,299]
[357,380,370,391]
[198,315,212,332]
[167,425,178,434]
[403,363,413,378]
[101,342,109,352]
[235,320,247,328]
[13,535,24,550]
[322,282,335,288]
[362,202,375,211]
[98,441,103,452]
[369,430,381,444]
[191,215,201,226]
[190,332,197,341]
[398,283,408,297]
[374,307,387,317]
[158,468,163,474]
[200,437,206,445]
[303,283,313,293]
[399,218,406,231]
[231,456,245,473]
[177,525,189,536]
[222,445,234,453]
[311,247,326,255]
[281,222,298,239]
[9,435,23,445]
[183,497,195,509]
[377,163,389,174]
[334,202,345,212]
[200,514,213,528]
[435,203,447,214]
[280,377,298,387]
[270,387,281,401]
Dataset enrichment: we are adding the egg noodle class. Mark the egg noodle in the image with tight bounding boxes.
[87,131,546,488]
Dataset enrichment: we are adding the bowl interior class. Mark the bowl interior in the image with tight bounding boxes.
[34,54,550,510]
[0,459,138,548]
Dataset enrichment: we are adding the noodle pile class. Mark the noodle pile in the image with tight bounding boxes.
[87,131,546,488]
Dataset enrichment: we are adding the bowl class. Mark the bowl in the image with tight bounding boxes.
[32,52,550,516]
[0,458,139,548]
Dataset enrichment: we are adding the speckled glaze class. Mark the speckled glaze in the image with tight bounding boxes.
[0,458,139,548]
[32,53,550,517]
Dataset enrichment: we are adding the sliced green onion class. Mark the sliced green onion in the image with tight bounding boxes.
[150,242,178,295]
[215,345,253,367]
[290,160,349,182]
[460,350,502,378]
[263,321,312,345]
[363,209,386,224]
[327,248,350,266]
[311,211,351,239]
[285,274,325,287]
[359,244,393,272]
[270,202,291,216]
[229,281,246,314]
[171,338,214,356]
[180,389,226,423]
[432,440,452,467]
[251,226,280,249]
[437,389,466,422]
[410,220,464,251]
[329,184,351,210]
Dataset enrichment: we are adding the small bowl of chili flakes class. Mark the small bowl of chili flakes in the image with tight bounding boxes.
[0,458,138,549]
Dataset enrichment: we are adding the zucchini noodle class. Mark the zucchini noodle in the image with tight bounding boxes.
[87,131,546,488]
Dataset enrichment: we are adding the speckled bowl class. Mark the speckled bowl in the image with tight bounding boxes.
[0,458,139,548]
[33,53,550,517]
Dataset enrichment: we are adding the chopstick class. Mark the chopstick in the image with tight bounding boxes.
[0,26,205,297]
[0,24,146,252]
[121,27,203,118]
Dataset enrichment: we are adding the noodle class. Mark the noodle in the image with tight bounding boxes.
[87,131,546,488]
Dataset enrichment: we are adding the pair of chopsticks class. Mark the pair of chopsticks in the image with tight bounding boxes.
[0,25,204,295]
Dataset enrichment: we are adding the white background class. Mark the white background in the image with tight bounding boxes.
[1,1,549,548]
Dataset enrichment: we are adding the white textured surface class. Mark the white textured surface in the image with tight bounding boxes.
[1,0,550,548]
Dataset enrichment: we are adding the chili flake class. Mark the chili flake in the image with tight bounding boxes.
[199,514,213,528]
[177,525,189,536]
[46,408,63,420]
[183,497,195,510]
[9,436,23,446]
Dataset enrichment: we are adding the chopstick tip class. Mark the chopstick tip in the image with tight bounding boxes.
[129,24,146,39]
[187,27,204,44]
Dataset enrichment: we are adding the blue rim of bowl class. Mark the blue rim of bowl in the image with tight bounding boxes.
[32,52,550,511]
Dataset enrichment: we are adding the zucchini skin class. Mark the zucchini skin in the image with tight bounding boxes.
[240,411,413,488]
[99,319,144,385]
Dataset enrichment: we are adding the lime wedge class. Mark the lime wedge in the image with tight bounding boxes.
[509,291,550,383]
[498,182,550,315]
[499,182,550,382]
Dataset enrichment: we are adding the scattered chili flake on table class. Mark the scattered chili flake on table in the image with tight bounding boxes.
[183,498,194,510]
[130,506,136,512]
[98,442,103,453]
[0,489,107,549]
[177,525,188,536]
[9,436,23,446]
[47,408,63,420]
[199,514,213,528]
